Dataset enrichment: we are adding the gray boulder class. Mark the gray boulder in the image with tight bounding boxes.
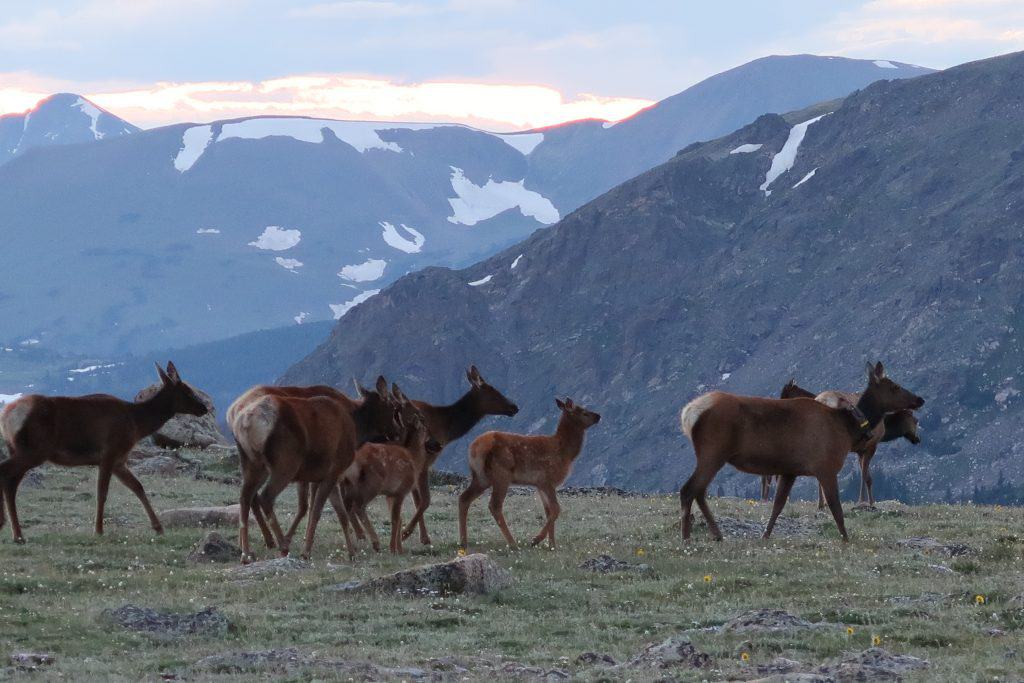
[227,557,311,581]
[328,553,510,595]
[135,382,227,448]
[103,604,231,639]
[187,532,241,563]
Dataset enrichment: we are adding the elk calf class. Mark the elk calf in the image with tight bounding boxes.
[0,362,208,542]
[459,398,600,550]
[339,386,440,554]
[680,362,923,542]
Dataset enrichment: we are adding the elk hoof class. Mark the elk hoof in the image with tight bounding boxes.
[13,536,26,545]
[300,552,311,561]
[240,553,255,565]
[153,524,164,535]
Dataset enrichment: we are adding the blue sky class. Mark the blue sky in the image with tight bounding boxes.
[1,0,1022,129]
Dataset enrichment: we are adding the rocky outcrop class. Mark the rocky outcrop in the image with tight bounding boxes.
[135,382,227,448]
[327,553,510,595]
[578,554,652,574]
[103,605,232,639]
[722,608,815,633]
[187,532,241,563]
[227,557,310,581]
[896,536,977,557]
[622,636,712,671]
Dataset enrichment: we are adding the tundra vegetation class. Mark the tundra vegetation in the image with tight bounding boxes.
[1,451,1021,681]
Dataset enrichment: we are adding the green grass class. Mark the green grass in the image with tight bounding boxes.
[1,457,1022,681]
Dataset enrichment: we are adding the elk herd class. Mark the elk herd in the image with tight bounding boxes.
[0,360,924,562]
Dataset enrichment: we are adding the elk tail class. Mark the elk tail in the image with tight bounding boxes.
[680,394,716,440]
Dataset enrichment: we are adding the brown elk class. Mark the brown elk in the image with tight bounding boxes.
[458,398,600,550]
[760,380,818,500]
[229,376,401,562]
[0,362,208,543]
[401,366,519,545]
[338,386,441,554]
[680,362,923,542]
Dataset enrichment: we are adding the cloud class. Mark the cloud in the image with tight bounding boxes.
[0,72,654,131]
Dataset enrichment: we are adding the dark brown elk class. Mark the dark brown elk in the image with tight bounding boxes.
[0,362,208,543]
[338,386,441,554]
[229,376,401,562]
[760,380,818,500]
[459,398,600,550]
[680,362,923,542]
[401,365,519,545]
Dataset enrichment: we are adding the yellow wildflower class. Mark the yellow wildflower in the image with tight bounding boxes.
[457,548,467,557]
[703,574,713,583]
[740,652,750,662]
[975,594,986,605]
[636,548,646,557]
[872,635,881,646]
[846,627,855,636]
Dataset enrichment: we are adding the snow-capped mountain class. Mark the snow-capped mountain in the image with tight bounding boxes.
[0,93,139,165]
[0,56,929,355]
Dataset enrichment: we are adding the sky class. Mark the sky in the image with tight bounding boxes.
[1,0,1022,131]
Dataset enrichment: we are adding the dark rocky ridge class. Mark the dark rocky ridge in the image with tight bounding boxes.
[283,50,1024,499]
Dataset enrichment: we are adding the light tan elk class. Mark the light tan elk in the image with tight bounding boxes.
[459,398,600,550]
[230,376,401,562]
[339,385,441,554]
[0,362,208,543]
[680,362,923,542]
[401,366,519,545]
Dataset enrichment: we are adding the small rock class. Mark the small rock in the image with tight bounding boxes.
[816,647,928,680]
[622,636,712,670]
[722,608,813,633]
[987,628,1007,637]
[757,656,803,675]
[897,536,977,557]
[187,532,241,563]
[927,564,955,574]
[501,662,570,679]
[104,604,231,639]
[10,653,54,670]
[161,505,249,528]
[227,557,310,581]
[327,553,510,595]
[131,455,188,476]
[579,554,652,574]
[576,652,616,666]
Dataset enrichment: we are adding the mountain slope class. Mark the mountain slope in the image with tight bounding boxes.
[0,93,138,165]
[0,55,928,355]
[283,50,1024,500]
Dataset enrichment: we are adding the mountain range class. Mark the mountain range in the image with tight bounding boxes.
[282,50,1024,501]
[0,55,928,358]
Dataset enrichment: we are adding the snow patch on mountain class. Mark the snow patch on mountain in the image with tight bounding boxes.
[492,132,544,155]
[275,257,303,271]
[468,274,493,286]
[330,289,380,319]
[339,258,386,282]
[73,97,104,139]
[874,60,898,69]
[380,221,425,253]
[294,312,309,324]
[511,254,523,269]
[793,168,817,188]
[447,167,559,226]
[249,226,301,251]
[196,228,220,234]
[760,114,829,195]
[175,125,215,172]
[0,393,22,404]
[730,143,763,154]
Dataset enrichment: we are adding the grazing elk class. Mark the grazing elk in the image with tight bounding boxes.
[459,398,600,550]
[229,376,401,562]
[338,385,441,554]
[0,362,208,543]
[679,362,923,542]
[401,366,519,545]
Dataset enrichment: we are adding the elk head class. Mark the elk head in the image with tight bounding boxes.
[466,365,518,417]
[355,375,404,443]
[155,361,209,416]
[864,362,925,413]
[887,409,921,445]
[555,397,601,429]
[393,383,440,453]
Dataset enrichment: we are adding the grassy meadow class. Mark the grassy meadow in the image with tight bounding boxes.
[1,451,1022,681]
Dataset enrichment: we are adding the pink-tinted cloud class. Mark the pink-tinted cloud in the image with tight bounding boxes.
[0,73,654,131]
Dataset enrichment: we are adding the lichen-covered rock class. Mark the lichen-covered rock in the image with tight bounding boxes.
[327,553,510,595]
[897,536,977,557]
[622,636,712,670]
[131,455,188,476]
[160,505,247,528]
[816,647,928,680]
[135,382,227,448]
[187,532,241,563]
[227,557,310,581]
[103,604,231,639]
[722,608,814,633]
[9,653,54,671]
[578,554,651,574]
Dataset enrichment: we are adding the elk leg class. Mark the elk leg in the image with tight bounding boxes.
[0,459,30,543]
[95,462,115,536]
[402,471,431,544]
[238,476,263,563]
[695,493,722,541]
[346,496,367,541]
[531,485,560,549]
[817,483,826,510]
[819,476,849,541]
[113,465,163,534]
[256,468,298,555]
[249,493,276,549]
[401,489,432,546]
[235,440,275,549]
[328,485,357,559]
[760,475,774,502]
[861,447,877,506]
[299,479,335,560]
[357,504,381,552]
[458,473,488,550]
[762,474,796,539]
[680,461,723,541]
[282,482,310,550]
[488,480,518,549]
[388,495,405,554]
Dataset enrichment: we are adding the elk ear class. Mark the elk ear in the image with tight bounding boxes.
[468,365,483,386]
[391,383,407,404]
[165,361,181,383]
[555,398,566,411]
[354,378,368,398]
[874,361,886,379]
[375,375,388,396]
[866,361,878,382]
[155,362,171,385]
[565,398,575,410]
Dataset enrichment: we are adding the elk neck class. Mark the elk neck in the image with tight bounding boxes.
[554,413,587,457]
[435,390,486,443]
[129,384,179,438]
[855,390,887,432]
